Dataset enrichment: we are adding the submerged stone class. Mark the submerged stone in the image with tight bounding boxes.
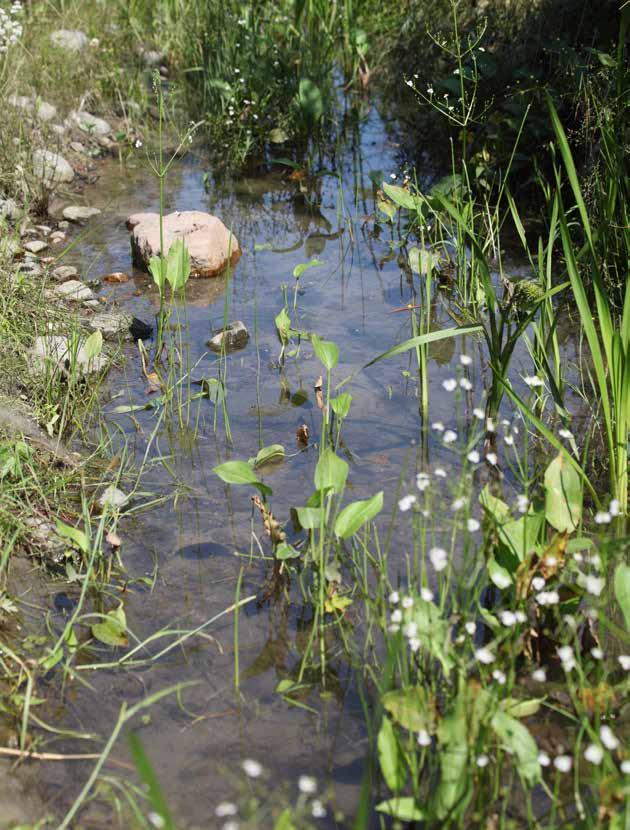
[127,210,241,278]
[207,320,249,353]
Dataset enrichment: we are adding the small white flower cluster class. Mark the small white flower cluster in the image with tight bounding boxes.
[0,2,23,54]
[594,498,622,524]
[388,590,432,652]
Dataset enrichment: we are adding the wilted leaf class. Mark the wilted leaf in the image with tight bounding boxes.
[324,594,352,613]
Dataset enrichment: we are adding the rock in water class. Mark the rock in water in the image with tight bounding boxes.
[69,110,112,137]
[50,29,88,51]
[63,205,102,223]
[32,149,75,186]
[207,320,249,353]
[126,210,241,278]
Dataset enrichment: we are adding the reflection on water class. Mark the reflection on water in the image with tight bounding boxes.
[14,102,586,826]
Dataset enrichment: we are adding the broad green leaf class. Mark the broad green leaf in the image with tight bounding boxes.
[330,392,352,419]
[375,798,423,822]
[250,444,285,468]
[377,716,405,792]
[113,403,154,414]
[411,599,453,675]
[165,238,191,292]
[92,605,128,648]
[148,254,167,291]
[298,78,324,122]
[334,492,383,538]
[275,308,291,345]
[408,246,441,275]
[314,448,348,494]
[544,453,582,532]
[275,542,301,561]
[324,594,353,613]
[55,519,89,554]
[377,197,397,221]
[501,697,544,718]
[491,708,541,785]
[293,259,322,279]
[365,325,482,368]
[382,182,418,211]
[614,563,630,630]
[41,646,63,671]
[213,460,271,496]
[487,556,514,589]
[311,334,339,371]
[382,686,434,732]
[273,808,296,830]
[296,506,324,529]
[83,330,103,360]
[435,695,471,819]
[479,485,510,522]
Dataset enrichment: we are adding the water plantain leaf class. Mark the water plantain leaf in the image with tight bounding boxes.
[293,258,322,279]
[382,686,435,732]
[275,542,301,561]
[213,460,271,496]
[314,448,348,494]
[408,246,441,275]
[491,708,541,785]
[375,798,424,822]
[334,492,383,538]
[377,716,406,792]
[83,330,103,360]
[165,238,191,292]
[435,696,471,819]
[55,519,89,554]
[330,392,352,419]
[614,563,630,630]
[250,444,285,468]
[275,308,292,345]
[365,325,482,368]
[382,183,418,211]
[298,78,324,122]
[92,605,128,648]
[295,506,323,529]
[148,254,167,291]
[311,334,339,371]
[544,453,582,533]
[501,697,545,718]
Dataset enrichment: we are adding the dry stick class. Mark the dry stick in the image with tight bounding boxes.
[0,747,133,770]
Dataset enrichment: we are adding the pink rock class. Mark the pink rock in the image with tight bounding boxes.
[126,210,241,278]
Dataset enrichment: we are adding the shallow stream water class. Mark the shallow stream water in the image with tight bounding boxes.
[10,100,586,827]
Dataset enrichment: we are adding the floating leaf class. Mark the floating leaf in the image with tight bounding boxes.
[334,492,383,538]
[544,453,582,532]
[251,444,285,468]
[92,605,128,648]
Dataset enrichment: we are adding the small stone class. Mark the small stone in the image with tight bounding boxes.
[82,299,101,309]
[99,486,128,509]
[54,280,94,301]
[102,271,129,283]
[8,94,33,113]
[58,221,70,230]
[87,311,134,340]
[16,261,43,278]
[50,29,88,52]
[207,320,249,353]
[35,225,52,235]
[70,141,87,154]
[52,265,79,282]
[32,149,75,186]
[63,205,102,223]
[0,198,18,220]
[36,101,58,122]
[24,240,48,254]
[70,110,112,137]
[50,231,67,244]
[29,334,106,376]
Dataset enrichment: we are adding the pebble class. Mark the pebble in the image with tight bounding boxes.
[52,265,78,282]
[62,206,102,223]
[99,486,128,509]
[24,240,48,254]
[53,280,94,301]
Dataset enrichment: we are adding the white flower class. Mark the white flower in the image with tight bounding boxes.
[390,173,397,180]
[391,609,402,623]
[621,760,630,774]
[485,453,498,465]
[427,86,434,95]
[405,79,413,87]
[398,494,416,512]
[215,803,238,817]
[459,378,473,391]
[476,754,489,767]
[388,623,400,633]
[554,755,572,773]
[532,668,546,683]
[389,591,400,605]
[451,497,466,511]
[432,421,445,432]
[465,621,477,635]
[473,407,485,420]
[493,571,512,590]
[416,472,430,491]
[443,430,457,443]
[148,815,165,829]
[429,547,448,572]
[299,775,317,794]
[475,647,495,665]
[536,590,560,606]
[618,655,630,670]
[584,744,603,765]
[609,499,621,516]
[558,428,573,439]
[242,759,263,778]
[402,596,413,609]
[516,495,529,514]
[538,751,551,767]
[595,511,611,524]
[417,730,431,746]
[467,450,480,463]
[600,725,619,751]
[421,587,434,602]
[524,375,544,388]
[434,467,447,478]
[408,637,421,652]
[492,669,506,685]
[499,610,517,627]
[532,576,546,591]
[311,799,326,818]
[486,418,495,433]
[467,518,480,532]
[403,622,418,638]
[515,611,527,623]
[557,645,576,672]
[591,646,604,660]
[584,575,605,596]
[460,354,472,366]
